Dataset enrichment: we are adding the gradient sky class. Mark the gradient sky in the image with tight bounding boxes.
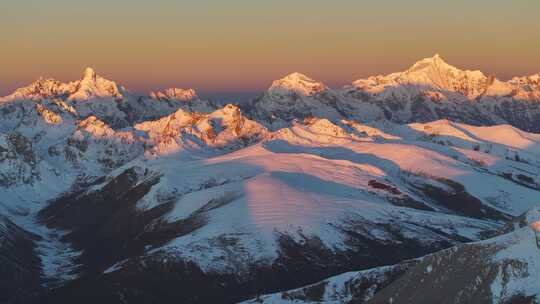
[1,0,539,101]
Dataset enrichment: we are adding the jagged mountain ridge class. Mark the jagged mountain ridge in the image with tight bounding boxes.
[0,102,263,191]
[0,67,217,128]
[1,58,540,303]
[243,54,540,132]
[352,54,489,99]
[135,104,267,157]
[0,67,124,104]
[3,55,540,132]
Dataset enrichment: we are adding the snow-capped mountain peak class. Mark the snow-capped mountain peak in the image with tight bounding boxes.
[351,54,489,99]
[268,72,327,96]
[406,53,450,72]
[0,67,122,103]
[400,54,488,97]
[82,67,97,81]
[150,88,198,101]
[0,77,70,102]
[68,67,123,101]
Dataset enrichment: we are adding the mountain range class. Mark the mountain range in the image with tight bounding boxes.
[1,55,540,303]
[245,54,540,132]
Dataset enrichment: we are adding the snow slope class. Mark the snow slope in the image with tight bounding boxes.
[37,117,540,303]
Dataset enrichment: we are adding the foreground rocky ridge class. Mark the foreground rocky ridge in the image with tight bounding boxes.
[1,58,540,303]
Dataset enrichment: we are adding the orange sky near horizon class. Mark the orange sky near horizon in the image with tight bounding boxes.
[1,0,539,101]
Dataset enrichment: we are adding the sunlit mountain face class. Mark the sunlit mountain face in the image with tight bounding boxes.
[1,53,540,304]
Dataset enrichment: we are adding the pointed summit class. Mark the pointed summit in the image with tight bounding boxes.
[399,54,488,98]
[406,53,455,74]
[275,72,322,87]
[68,67,122,101]
[419,53,444,63]
[351,54,489,99]
[269,72,326,96]
[82,67,97,81]
[431,53,444,61]
[280,72,314,82]
[429,53,447,65]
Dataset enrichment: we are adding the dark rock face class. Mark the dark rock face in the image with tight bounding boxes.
[0,132,40,186]
[487,99,540,133]
[38,167,182,272]
[0,216,43,304]
[242,261,416,304]
[365,244,515,304]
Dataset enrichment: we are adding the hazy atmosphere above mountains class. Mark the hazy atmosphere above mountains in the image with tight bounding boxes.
[3,1,540,303]
[2,0,540,101]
